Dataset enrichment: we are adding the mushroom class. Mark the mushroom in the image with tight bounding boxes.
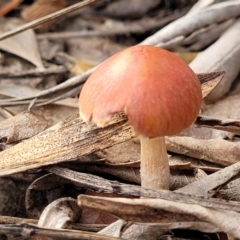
[79,45,202,190]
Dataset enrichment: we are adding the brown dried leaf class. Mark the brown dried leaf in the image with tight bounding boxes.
[79,191,118,224]
[0,0,22,17]
[0,111,49,144]
[21,0,67,31]
[198,71,225,98]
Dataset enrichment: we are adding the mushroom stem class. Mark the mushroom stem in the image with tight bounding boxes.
[140,136,170,190]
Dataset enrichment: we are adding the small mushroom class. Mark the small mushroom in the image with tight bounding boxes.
[79,45,202,190]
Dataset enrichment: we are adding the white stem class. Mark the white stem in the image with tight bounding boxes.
[140,136,170,190]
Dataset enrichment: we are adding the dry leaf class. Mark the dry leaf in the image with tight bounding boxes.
[38,197,81,228]
[198,71,225,98]
[101,0,161,19]
[0,18,44,68]
[176,160,240,197]
[55,52,94,75]
[78,195,240,238]
[79,191,118,224]
[141,0,240,47]
[0,84,41,98]
[0,0,22,17]
[0,114,132,176]
[21,0,67,31]
[0,111,49,144]
[166,136,240,166]
[196,115,240,135]
[190,19,240,101]
[25,173,73,218]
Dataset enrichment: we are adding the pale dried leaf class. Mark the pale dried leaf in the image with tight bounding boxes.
[79,196,240,238]
[0,111,49,144]
[99,221,220,239]
[98,220,126,238]
[141,0,240,46]
[166,136,240,166]
[38,198,80,229]
[196,115,240,135]
[100,220,167,240]
[79,196,198,223]
[220,178,240,201]
[203,93,240,121]
[188,0,218,14]
[176,161,240,197]
[169,154,221,172]
[190,19,240,101]
[0,18,44,68]
[186,19,235,51]
[0,84,40,98]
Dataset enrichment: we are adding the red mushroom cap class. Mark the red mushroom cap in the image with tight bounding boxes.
[79,45,202,138]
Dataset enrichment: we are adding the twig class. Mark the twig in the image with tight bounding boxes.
[0,65,67,78]
[0,223,123,240]
[36,11,186,40]
[0,0,99,41]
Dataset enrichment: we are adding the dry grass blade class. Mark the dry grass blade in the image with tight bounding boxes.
[78,195,240,238]
[196,115,240,134]
[0,114,132,176]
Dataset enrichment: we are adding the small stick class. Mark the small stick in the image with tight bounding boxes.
[0,0,99,41]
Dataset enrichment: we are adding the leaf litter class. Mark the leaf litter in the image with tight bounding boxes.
[0,0,240,239]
